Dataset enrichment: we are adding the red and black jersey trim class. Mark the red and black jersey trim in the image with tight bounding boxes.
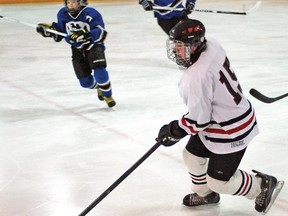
[204,121,258,143]
[182,101,256,141]
[183,101,253,129]
[214,101,253,127]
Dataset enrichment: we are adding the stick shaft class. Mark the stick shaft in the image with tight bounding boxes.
[152,6,246,15]
[0,15,67,37]
[195,8,246,15]
[78,142,161,216]
[152,1,262,15]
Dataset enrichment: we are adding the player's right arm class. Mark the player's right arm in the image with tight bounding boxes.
[36,8,67,42]
[36,23,63,42]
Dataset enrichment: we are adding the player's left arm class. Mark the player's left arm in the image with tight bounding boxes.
[88,11,107,43]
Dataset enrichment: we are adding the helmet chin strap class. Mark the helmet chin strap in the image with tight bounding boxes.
[196,39,207,53]
[189,52,202,66]
[182,40,207,67]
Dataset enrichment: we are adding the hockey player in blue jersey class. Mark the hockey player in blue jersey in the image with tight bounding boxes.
[36,0,116,108]
[139,0,197,35]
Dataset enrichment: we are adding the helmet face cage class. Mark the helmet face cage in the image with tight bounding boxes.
[167,19,206,67]
[166,38,191,67]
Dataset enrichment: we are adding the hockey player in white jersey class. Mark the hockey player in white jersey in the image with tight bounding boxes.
[156,19,284,214]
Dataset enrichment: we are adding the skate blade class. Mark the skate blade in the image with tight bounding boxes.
[262,180,285,215]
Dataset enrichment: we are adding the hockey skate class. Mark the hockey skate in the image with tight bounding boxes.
[253,169,284,214]
[183,192,220,207]
[97,88,104,101]
[103,96,116,108]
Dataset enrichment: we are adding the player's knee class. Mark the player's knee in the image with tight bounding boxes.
[206,175,227,193]
[183,148,208,169]
[79,75,97,89]
[93,67,109,83]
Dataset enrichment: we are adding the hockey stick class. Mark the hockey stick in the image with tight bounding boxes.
[249,88,288,103]
[0,15,67,37]
[153,1,262,15]
[78,142,162,216]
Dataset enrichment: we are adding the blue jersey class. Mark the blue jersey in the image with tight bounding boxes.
[52,6,106,50]
[153,0,196,19]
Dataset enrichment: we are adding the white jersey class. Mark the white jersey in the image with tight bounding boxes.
[178,37,259,154]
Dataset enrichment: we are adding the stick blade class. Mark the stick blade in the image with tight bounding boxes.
[249,88,274,103]
[246,1,262,14]
[249,88,288,103]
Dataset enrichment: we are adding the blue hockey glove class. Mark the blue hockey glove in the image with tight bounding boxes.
[70,29,91,43]
[156,120,187,147]
[183,2,195,15]
[139,0,153,11]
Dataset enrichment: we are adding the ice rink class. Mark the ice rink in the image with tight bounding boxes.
[0,1,287,215]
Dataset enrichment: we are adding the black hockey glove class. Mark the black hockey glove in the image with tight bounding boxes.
[70,29,91,43]
[156,120,187,147]
[36,23,63,42]
[36,23,53,38]
[139,0,153,11]
[182,2,195,15]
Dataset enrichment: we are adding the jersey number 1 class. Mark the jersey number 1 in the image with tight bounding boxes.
[219,57,242,105]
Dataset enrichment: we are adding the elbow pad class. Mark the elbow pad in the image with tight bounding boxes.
[95,25,107,43]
